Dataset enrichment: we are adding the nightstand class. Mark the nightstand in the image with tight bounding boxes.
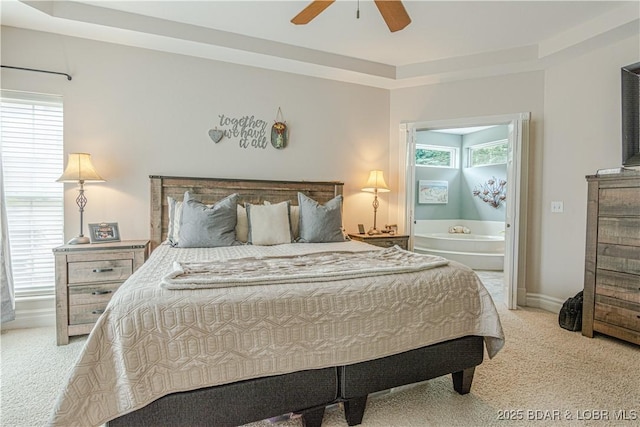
[348,233,410,250]
[53,240,149,345]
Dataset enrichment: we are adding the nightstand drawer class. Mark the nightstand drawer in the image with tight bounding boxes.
[348,233,409,250]
[376,237,406,248]
[69,283,121,306]
[68,259,133,284]
[69,301,109,325]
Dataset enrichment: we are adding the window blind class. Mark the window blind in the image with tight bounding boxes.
[1,90,64,297]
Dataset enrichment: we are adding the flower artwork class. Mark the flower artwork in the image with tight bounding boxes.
[473,176,506,208]
[271,121,287,149]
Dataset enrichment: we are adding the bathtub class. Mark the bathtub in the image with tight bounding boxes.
[413,220,504,270]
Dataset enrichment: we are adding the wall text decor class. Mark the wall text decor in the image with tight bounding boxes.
[216,114,269,149]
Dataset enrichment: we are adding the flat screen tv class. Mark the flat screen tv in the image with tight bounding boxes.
[621,61,640,167]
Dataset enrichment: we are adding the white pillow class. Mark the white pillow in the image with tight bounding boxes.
[264,201,300,239]
[246,201,292,245]
[167,196,183,246]
[236,204,249,243]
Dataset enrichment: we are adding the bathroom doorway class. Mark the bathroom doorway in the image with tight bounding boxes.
[398,113,529,309]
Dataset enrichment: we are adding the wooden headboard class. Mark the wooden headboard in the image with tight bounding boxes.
[149,175,344,251]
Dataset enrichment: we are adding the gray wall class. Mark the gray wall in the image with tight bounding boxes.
[0,26,390,239]
[391,34,639,305]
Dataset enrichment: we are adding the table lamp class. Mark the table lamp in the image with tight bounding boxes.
[362,170,390,235]
[57,153,105,244]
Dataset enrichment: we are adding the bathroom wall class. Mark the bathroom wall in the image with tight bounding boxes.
[414,126,507,224]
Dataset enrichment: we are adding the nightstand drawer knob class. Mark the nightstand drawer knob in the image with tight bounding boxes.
[91,309,105,315]
[91,290,113,295]
[92,268,114,273]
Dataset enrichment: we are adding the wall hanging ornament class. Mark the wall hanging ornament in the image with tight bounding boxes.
[473,176,507,208]
[271,107,288,149]
[208,127,224,143]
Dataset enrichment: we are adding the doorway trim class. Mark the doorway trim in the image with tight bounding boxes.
[398,113,529,309]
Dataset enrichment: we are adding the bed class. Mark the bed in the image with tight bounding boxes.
[49,175,504,427]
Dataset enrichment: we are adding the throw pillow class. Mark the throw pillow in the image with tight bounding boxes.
[246,201,293,245]
[297,193,345,243]
[177,192,239,248]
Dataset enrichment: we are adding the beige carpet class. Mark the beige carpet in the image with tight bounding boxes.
[2,291,638,426]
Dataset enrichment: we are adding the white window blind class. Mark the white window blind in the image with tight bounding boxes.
[1,90,64,297]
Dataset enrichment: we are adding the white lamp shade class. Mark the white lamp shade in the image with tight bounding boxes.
[362,170,390,193]
[57,153,105,183]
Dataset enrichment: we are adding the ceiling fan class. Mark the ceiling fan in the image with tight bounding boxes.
[291,0,411,33]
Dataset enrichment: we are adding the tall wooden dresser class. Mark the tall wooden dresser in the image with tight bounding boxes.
[582,170,640,345]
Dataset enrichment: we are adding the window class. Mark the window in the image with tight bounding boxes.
[415,145,457,168]
[468,139,508,167]
[1,91,64,297]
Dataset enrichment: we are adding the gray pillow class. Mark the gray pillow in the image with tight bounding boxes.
[177,192,239,248]
[297,192,345,243]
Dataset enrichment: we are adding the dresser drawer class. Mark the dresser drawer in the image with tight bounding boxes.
[594,296,640,333]
[69,283,121,306]
[68,259,133,284]
[597,218,640,247]
[598,187,640,216]
[596,244,640,275]
[595,270,640,304]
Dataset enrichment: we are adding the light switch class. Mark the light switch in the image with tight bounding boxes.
[551,201,564,213]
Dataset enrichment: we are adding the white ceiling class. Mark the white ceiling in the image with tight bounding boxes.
[1,1,638,89]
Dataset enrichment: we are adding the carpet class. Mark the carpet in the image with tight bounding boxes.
[1,276,638,427]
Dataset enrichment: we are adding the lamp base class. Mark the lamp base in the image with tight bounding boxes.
[367,227,383,235]
[67,235,90,245]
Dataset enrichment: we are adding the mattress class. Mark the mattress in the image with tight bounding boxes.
[50,241,504,426]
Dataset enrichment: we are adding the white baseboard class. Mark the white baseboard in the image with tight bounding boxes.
[0,295,55,330]
[524,292,564,313]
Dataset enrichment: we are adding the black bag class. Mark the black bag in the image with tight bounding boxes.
[558,291,583,331]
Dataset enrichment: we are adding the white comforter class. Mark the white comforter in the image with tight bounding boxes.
[50,241,504,426]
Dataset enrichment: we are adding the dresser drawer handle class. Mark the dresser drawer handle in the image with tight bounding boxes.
[92,268,114,273]
[91,290,113,295]
[91,309,105,315]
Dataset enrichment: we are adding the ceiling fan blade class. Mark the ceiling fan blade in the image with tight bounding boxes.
[374,0,411,32]
[291,0,336,25]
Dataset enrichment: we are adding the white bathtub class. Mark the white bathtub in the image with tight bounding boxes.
[413,220,505,270]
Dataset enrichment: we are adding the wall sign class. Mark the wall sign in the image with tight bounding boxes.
[211,114,269,149]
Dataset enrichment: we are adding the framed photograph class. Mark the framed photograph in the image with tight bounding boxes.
[88,222,121,243]
[357,224,366,234]
[385,224,398,234]
[418,180,448,204]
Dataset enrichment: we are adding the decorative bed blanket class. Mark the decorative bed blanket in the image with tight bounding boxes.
[162,246,449,289]
[50,241,505,427]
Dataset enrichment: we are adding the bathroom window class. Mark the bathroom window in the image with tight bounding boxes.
[416,145,457,168]
[468,139,508,167]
